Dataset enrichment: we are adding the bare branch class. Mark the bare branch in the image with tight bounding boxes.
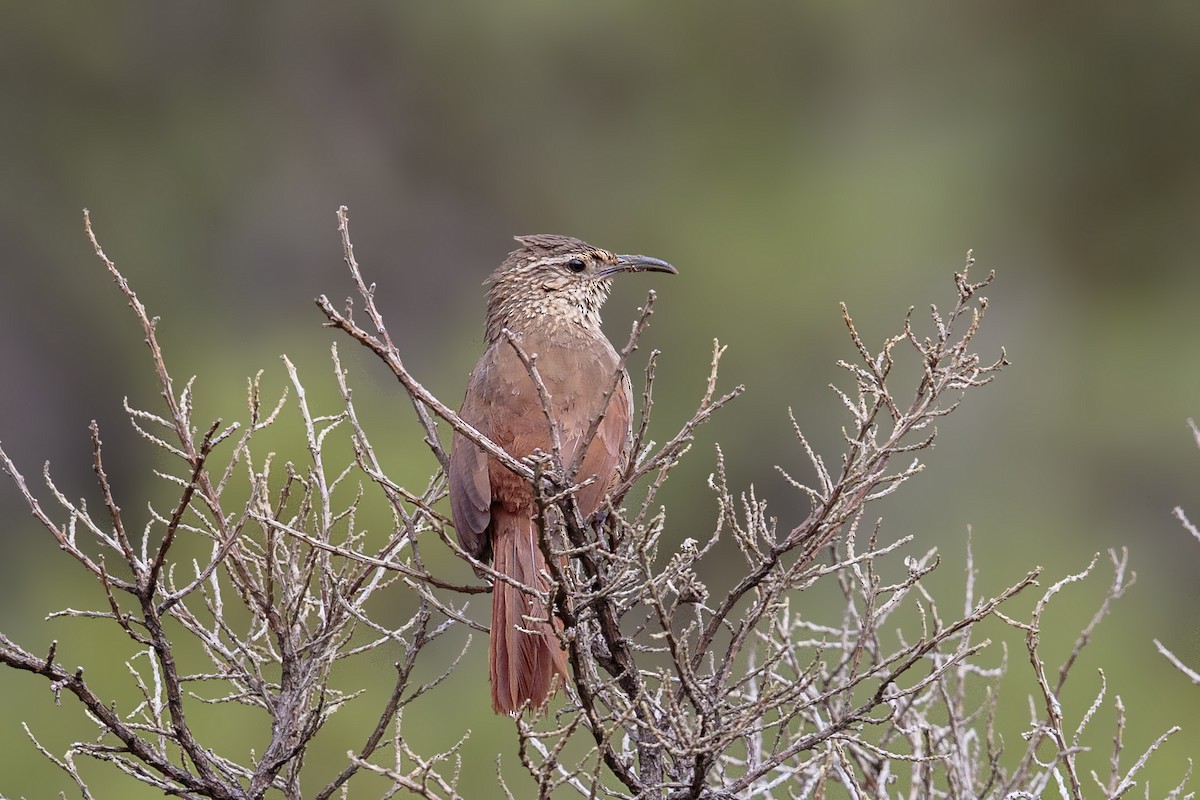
[3,223,1186,800]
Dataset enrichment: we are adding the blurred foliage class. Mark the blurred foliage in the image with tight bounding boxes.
[1,3,1198,796]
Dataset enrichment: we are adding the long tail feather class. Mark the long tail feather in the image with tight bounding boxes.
[489,511,569,714]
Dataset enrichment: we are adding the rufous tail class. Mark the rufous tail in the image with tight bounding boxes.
[488,510,569,714]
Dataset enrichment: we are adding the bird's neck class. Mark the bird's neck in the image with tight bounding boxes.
[485,297,607,345]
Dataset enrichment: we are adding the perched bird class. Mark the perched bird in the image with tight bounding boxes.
[448,234,676,714]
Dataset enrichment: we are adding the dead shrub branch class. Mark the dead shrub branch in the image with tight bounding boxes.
[0,213,1188,799]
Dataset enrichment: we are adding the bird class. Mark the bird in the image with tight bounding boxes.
[448,234,676,714]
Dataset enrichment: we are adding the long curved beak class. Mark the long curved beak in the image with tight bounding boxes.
[597,254,678,278]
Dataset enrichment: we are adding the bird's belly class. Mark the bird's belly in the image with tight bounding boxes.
[481,337,627,516]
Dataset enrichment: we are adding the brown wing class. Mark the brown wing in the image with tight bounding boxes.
[449,352,496,560]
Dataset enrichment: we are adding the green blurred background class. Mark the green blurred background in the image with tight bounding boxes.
[2,3,1198,796]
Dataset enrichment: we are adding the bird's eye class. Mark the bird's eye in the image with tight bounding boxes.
[566,258,587,273]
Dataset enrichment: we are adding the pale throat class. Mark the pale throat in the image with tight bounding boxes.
[486,280,611,343]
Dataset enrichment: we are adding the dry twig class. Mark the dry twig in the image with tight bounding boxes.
[0,216,1189,800]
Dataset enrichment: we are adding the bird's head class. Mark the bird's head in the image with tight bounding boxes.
[484,234,676,342]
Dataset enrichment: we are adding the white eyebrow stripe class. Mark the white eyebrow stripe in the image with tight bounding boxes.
[525,256,567,269]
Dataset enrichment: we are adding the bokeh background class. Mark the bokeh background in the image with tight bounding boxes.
[2,4,1198,796]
